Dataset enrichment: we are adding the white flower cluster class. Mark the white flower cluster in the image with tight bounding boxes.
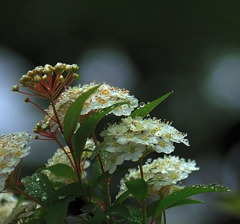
[42,82,138,130]
[117,156,199,197]
[0,193,17,222]
[43,139,95,183]
[100,117,189,173]
[2,194,38,224]
[0,132,32,191]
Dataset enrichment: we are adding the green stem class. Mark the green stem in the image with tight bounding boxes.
[163,211,167,224]
[139,157,144,179]
[141,201,147,224]
[50,99,63,133]
[10,183,46,207]
[138,158,147,224]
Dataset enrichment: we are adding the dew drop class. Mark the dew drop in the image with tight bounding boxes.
[139,102,145,107]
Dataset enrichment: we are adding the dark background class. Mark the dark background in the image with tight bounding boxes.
[0,1,240,223]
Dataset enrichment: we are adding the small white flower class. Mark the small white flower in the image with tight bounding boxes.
[0,132,32,191]
[117,155,199,197]
[42,82,138,130]
[100,117,190,173]
[0,193,18,221]
[43,139,95,183]
[104,153,124,174]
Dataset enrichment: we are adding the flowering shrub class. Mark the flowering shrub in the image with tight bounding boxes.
[1,63,229,224]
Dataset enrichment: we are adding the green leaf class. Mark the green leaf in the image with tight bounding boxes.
[152,183,230,218]
[168,198,205,208]
[63,83,102,143]
[125,178,148,201]
[45,196,75,224]
[91,204,130,224]
[114,190,131,204]
[89,165,128,196]
[25,208,46,224]
[131,91,173,118]
[72,102,127,160]
[22,173,55,203]
[125,205,143,224]
[48,182,82,201]
[39,163,78,181]
[105,204,130,217]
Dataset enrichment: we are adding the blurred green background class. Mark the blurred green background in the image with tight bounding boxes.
[0,1,240,223]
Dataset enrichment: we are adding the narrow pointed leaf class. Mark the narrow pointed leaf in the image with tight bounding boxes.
[114,190,131,204]
[91,204,130,224]
[45,196,75,224]
[22,173,55,203]
[72,101,127,160]
[125,178,148,201]
[131,91,173,118]
[63,83,102,143]
[39,163,78,181]
[153,184,230,217]
[89,165,128,196]
[49,182,82,201]
[105,204,130,216]
[168,198,205,208]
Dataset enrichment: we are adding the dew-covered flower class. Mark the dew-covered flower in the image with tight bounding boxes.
[100,117,189,173]
[117,155,199,197]
[0,193,18,222]
[41,82,138,131]
[0,132,32,191]
[42,139,95,183]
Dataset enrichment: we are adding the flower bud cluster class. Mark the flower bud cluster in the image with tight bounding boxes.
[0,132,32,191]
[100,117,189,173]
[19,63,79,87]
[42,82,138,130]
[117,155,199,197]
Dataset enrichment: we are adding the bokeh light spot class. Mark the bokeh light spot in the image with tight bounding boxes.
[78,44,139,91]
[204,55,240,111]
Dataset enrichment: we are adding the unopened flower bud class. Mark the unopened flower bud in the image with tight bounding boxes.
[24,97,30,103]
[43,64,54,74]
[33,75,42,83]
[72,64,79,72]
[20,75,31,86]
[54,62,66,73]
[11,85,19,92]
[59,75,64,82]
[34,66,44,74]
[33,123,41,133]
[73,73,79,80]
[65,64,72,72]
[42,75,48,81]
[27,70,35,77]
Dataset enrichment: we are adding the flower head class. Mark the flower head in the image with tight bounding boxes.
[117,155,199,197]
[100,117,189,173]
[42,139,95,183]
[41,82,138,131]
[0,132,32,191]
